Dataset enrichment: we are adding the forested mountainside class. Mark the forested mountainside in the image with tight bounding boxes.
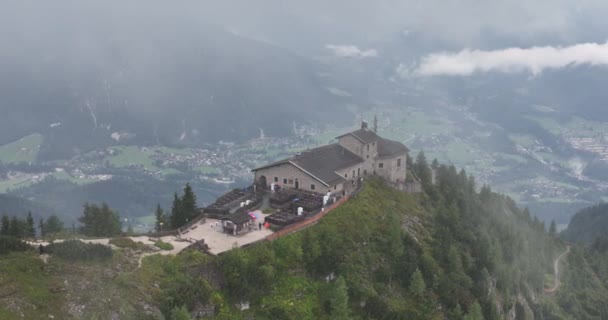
[205,171,558,319]
[540,203,608,319]
[0,162,569,319]
[544,240,608,319]
[560,203,608,245]
[0,4,352,161]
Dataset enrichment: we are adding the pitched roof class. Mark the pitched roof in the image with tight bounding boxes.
[377,138,409,158]
[222,211,253,224]
[252,143,363,186]
[335,128,379,144]
[291,144,363,186]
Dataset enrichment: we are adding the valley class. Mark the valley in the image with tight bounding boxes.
[3,100,608,228]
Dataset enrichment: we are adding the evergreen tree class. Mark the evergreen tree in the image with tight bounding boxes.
[155,204,166,232]
[9,216,22,237]
[414,151,433,185]
[328,276,350,320]
[26,212,35,238]
[409,268,427,297]
[181,183,198,222]
[406,154,414,169]
[464,301,483,320]
[170,193,183,228]
[549,220,557,237]
[79,203,122,237]
[39,217,45,238]
[46,215,64,234]
[170,305,192,320]
[448,304,464,320]
[480,185,492,203]
[1,214,9,235]
[431,158,439,170]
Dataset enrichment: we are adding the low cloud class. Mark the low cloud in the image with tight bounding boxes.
[415,42,608,76]
[325,44,378,58]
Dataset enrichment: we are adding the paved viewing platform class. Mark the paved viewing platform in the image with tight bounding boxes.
[30,210,275,256]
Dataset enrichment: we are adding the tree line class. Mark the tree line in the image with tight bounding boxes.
[0,212,64,238]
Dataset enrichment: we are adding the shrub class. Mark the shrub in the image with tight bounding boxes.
[155,240,174,251]
[262,208,275,214]
[46,239,112,261]
[110,237,140,249]
[0,236,31,254]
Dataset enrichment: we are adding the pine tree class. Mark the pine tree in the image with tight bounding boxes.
[409,268,426,297]
[79,203,122,237]
[431,158,439,170]
[181,183,198,222]
[1,214,9,235]
[39,217,46,238]
[46,215,64,234]
[9,216,22,237]
[328,276,350,320]
[170,305,192,320]
[480,184,492,203]
[26,212,35,238]
[155,204,166,232]
[464,301,483,320]
[414,151,433,186]
[549,220,557,237]
[170,193,183,228]
[448,304,463,320]
[406,154,414,169]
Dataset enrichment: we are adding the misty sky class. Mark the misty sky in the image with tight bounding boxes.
[4,0,608,80]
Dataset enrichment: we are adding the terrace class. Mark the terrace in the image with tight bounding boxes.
[265,188,335,227]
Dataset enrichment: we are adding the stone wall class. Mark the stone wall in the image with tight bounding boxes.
[374,153,407,183]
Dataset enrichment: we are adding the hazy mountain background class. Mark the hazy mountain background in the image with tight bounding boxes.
[3,0,608,227]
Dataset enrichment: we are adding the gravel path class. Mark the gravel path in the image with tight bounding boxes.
[545,246,570,294]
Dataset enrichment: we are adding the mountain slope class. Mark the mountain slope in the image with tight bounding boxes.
[0,4,352,161]
[561,203,608,244]
[0,194,52,219]
[0,168,563,319]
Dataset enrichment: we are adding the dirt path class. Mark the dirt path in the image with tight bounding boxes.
[545,246,570,294]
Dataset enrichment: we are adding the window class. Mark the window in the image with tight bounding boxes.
[310,184,316,190]
[274,177,279,182]
[367,144,370,152]
[364,170,367,176]
[352,170,355,177]
[367,155,369,159]
[357,168,360,176]
[344,173,348,178]
[379,163,384,168]
[334,185,337,190]
[397,158,402,167]
[283,178,287,184]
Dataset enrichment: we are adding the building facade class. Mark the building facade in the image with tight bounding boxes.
[253,121,409,195]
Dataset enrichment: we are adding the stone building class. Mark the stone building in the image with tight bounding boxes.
[252,121,409,195]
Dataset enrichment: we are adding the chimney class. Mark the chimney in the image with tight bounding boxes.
[361,120,368,130]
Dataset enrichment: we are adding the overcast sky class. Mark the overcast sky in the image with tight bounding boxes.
[3,1,608,76]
